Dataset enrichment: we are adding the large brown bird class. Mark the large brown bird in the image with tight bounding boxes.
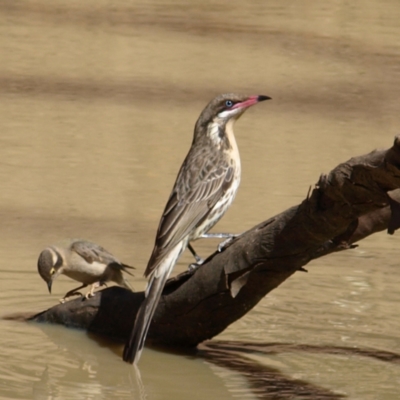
[123,93,271,364]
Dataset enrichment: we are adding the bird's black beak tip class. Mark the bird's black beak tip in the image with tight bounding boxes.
[258,95,272,102]
[47,281,52,294]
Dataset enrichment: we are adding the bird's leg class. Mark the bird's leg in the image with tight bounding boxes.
[200,233,236,239]
[188,243,204,264]
[188,243,205,272]
[200,233,240,252]
[188,234,241,271]
[84,282,102,299]
[60,284,87,303]
[85,283,98,299]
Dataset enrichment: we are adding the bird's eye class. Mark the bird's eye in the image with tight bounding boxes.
[50,268,55,275]
[225,100,233,108]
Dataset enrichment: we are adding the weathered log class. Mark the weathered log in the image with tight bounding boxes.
[30,136,400,348]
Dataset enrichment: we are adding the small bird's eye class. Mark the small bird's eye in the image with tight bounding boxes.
[50,268,55,275]
[225,100,233,108]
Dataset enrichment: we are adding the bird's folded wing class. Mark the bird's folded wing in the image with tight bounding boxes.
[145,153,234,275]
[71,241,121,266]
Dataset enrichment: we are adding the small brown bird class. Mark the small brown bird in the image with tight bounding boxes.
[37,239,135,302]
[123,93,270,364]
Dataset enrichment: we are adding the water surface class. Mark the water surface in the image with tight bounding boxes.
[1,1,400,398]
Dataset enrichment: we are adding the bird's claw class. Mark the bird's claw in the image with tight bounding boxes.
[217,235,238,252]
[83,281,104,299]
[59,291,83,303]
[193,255,204,264]
[188,261,203,272]
[84,291,96,299]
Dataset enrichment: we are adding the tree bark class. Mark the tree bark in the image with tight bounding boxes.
[30,136,400,348]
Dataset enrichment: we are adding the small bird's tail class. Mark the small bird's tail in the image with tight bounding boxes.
[121,263,135,276]
[122,267,171,364]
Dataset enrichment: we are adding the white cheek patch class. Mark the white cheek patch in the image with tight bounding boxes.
[51,250,58,266]
[217,109,237,119]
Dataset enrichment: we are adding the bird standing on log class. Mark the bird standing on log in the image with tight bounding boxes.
[123,93,271,364]
[37,239,135,302]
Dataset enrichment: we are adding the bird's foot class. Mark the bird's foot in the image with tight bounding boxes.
[59,291,83,303]
[193,253,204,264]
[83,282,103,299]
[84,291,96,299]
[188,259,204,272]
[217,234,240,252]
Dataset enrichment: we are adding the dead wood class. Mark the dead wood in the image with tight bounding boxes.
[29,136,400,348]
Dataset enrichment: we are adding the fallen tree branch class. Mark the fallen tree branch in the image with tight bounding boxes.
[29,136,400,348]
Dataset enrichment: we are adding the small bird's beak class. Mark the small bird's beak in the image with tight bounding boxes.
[47,267,60,294]
[47,279,53,294]
[232,95,271,110]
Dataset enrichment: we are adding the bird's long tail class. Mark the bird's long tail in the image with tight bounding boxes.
[122,244,182,364]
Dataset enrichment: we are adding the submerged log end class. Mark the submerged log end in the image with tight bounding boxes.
[30,287,142,342]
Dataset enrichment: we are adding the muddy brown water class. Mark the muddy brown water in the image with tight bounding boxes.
[1,1,400,398]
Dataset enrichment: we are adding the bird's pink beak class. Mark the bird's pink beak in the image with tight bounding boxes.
[232,95,271,110]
